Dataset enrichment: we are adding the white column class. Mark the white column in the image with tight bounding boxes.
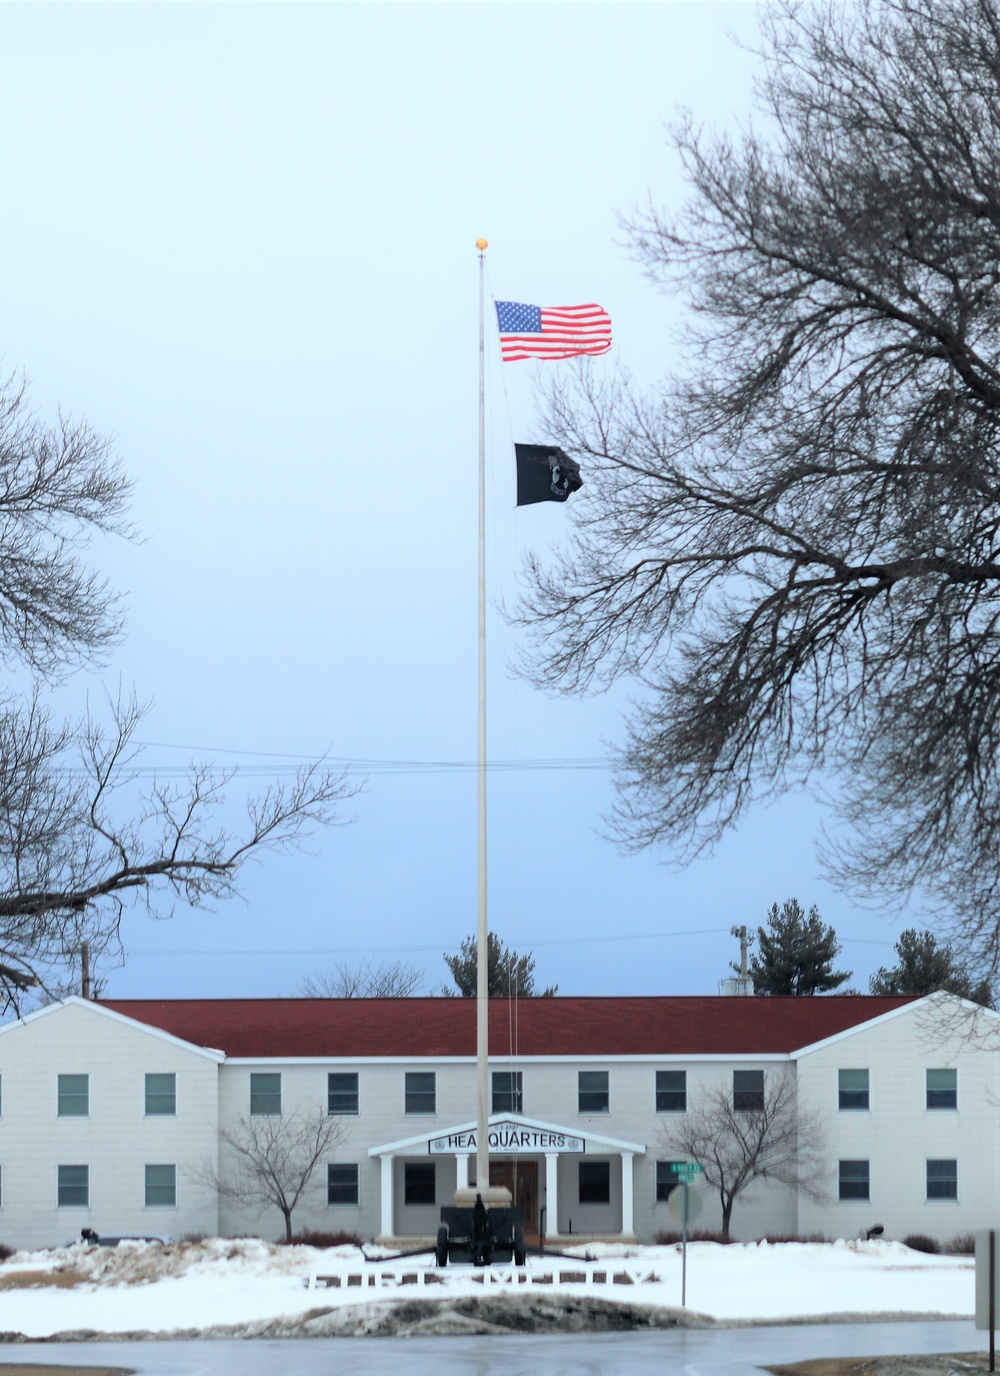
[456,1153,469,1191]
[379,1155,394,1241]
[545,1153,560,1239]
[620,1152,635,1239]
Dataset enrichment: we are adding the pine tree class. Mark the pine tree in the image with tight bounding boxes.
[442,933,557,998]
[869,929,994,1007]
[747,899,851,996]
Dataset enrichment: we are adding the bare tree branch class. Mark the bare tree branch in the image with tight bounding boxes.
[300,958,424,999]
[191,1104,347,1242]
[514,0,1000,979]
[662,1073,826,1240]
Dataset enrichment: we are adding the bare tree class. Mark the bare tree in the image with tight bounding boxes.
[300,957,424,999]
[0,689,357,1005]
[194,1104,347,1242]
[661,1074,825,1241]
[0,378,358,1006]
[514,0,1000,982]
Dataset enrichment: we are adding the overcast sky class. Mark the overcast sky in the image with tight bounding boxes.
[0,3,914,1002]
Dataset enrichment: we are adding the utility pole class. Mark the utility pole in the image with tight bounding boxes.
[80,941,91,1000]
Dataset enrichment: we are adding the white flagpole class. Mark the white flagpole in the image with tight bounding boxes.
[475,237,489,1199]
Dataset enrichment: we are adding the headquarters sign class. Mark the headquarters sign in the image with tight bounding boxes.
[428,1121,585,1155]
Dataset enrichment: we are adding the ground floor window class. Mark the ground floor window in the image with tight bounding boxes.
[328,1163,359,1206]
[578,1160,611,1204]
[926,1158,958,1200]
[838,1159,870,1201]
[655,1161,686,1203]
[404,1162,436,1206]
[144,1164,176,1207]
[58,1164,89,1207]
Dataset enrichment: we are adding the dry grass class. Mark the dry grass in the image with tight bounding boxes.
[0,1368,132,1375]
[0,1270,86,1290]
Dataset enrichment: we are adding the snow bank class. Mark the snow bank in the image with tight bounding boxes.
[0,1236,974,1339]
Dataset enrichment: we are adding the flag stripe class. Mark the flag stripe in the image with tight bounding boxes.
[496,300,612,362]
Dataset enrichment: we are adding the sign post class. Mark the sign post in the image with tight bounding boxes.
[976,1230,999,1372]
[667,1164,704,1307]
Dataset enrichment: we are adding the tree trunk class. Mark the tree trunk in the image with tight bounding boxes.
[720,1196,733,1243]
[281,1206,294,1243]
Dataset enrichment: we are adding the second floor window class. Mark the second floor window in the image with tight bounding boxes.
[927,1068,957,1110]
[732,1069,764,1112]
[656,1070,686,1113]
[578,1071,609,1113]
[405,1072,435,1115]
[838,1068,869,1111]
[328,1072,359,1115]
[249,1073,281,1116]
[145,1073,176,1117]
[492,1071,522,1114]
[58,1074,89,1117]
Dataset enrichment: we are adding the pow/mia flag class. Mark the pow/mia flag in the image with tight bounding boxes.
[514,444,583,506]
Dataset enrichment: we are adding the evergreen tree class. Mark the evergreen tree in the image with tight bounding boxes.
[869,929,994,1007]
[442,933,557,998]
[747,899,851,996]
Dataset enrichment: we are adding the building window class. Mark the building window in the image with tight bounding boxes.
[327,1163,359,1206]
[404,1162,436,1206]
[838,1068,870,1111]
[927,1159,958,1200]
[492,1071,522,1114]
[579,1160,611,1204]
[145,1073,176,1117]
[58,1074,89,1117]
[927,1069,958,1110]
[405,1072,435,1115]
[733,1069,764,1112]
[838,1159,870,1201]
[58,1164,89,1207]
[578,1071,609,1114]
[656,1161,688,1203]
[249,1073,281,1116]
[328,1072,359,1115]
[144,1164,176,1207]
[656,1070,686,1113]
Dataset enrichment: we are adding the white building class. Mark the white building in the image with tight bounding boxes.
[0,991,991,1250]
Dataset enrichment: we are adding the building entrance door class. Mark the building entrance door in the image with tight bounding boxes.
[489,1159,539,1237]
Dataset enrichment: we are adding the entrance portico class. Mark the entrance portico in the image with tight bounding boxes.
[369,1113,645,1245]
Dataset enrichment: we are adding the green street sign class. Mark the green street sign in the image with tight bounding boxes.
[673,1162,704,1180]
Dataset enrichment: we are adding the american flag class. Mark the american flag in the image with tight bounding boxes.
[495,301,612,362]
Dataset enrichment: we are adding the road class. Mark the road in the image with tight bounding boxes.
[1,1320,985,1375]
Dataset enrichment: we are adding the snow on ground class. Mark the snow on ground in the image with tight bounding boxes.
[0,1236,975,1338]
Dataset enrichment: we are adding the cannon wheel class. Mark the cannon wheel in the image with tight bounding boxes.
[513,1225,526,1268]
[436,1225,450,1267]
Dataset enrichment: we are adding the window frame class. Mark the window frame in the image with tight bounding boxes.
[491,1070,523,1114]
[249,1072,282,1117]
[404,1071,436,1116]
[926,1158,958,1201]
[655,1160,686,1203]
[578,1070,610,1114]
[404,1161,437,1206]
[144,1163,177,1208]
[655,1069,687,1113]
[578,1159,611,1205]
[57,1163,90,1208]
[926,1068,958,1111]
[57,1073,89,1118]
[838,1159,870,1201]
[327,1162,360,1206]
[732,1069,765,1112]
[328,1071,360,1116]
[838,1068,870,1112]
[144,1073,177,1118]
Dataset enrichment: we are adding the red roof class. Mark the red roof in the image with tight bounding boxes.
[98,995,915,1059]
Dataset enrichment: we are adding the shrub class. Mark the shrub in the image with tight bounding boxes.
[946,1232,976,1256]
[902,1233,941,1254]
[0,1243,13,1261]
[279,1229,363,1248]
[654,1229,735,1245]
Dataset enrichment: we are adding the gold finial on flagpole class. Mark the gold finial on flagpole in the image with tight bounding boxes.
[476,237,488,250]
